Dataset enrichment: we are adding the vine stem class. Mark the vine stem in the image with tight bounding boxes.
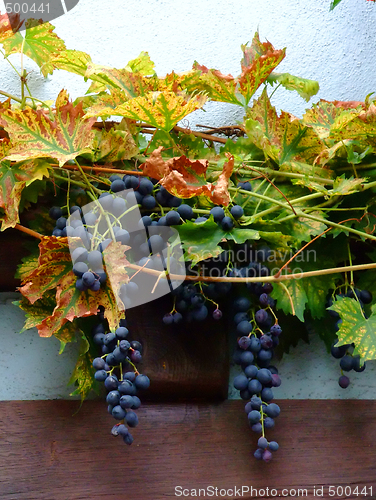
[14,224,43,240]
[12,223,376,281]
[58,164,148,176]
[125,261,376,283]
[141,124,228,144]
[0,90,22,103]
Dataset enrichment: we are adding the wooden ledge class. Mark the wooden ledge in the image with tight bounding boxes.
[0,400,375,500]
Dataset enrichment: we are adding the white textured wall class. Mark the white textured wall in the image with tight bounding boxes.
[0,1,375,400]
[0,0,374,124]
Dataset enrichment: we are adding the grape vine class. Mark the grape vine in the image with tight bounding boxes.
[0,15,374,462]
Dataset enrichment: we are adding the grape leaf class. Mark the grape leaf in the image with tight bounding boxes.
[102,241,130,331]
[192,63,241,105]
[271,279,308,322]
[2,19,66,77]
[85,63,159,98]
[331,175,365,195]
[176,217,259,265]
[142,147,234,205]
[281,212,327,244]
[191,33,285,106]
[238,37,285,105]
[51,49,92,77]
[0,12,23,42]
[245,90,324,165]
[68,333,94,401]
[267,72,319,102]
[86,91,207,132]
[0,90,96,167]
[0,158,50,230]
[302,100,361,141]
[18,236,130,336]
[328,296,376,362]
[83,120,138,163]
[125,51,156,75]
[16,294,78,345]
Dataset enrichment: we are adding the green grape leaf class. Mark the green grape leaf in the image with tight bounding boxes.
[51,49,92,77]
[16,293,79,345]
[0,158,50,230]
[281,212,327,244]
[331,175,365,195]
[328,296,376,362]
[68,333,94,401]
[85,63,159,98]
[330,0,344,10]
[271,279,308,322]
[267,72,319,102]
[176,218,228,265]
[176,217,260,265]
[192,62,242,105]
[245,90,324,165]
[125,51,156,75]
[0,90,96,167]
[2,19,66,76]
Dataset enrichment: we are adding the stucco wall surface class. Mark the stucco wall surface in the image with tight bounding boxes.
[0,0,374,124]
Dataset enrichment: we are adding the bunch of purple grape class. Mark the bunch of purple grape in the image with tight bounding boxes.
[92,315,149,445]
[328,287,371,388]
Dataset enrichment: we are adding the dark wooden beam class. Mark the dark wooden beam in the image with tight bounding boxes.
[0,400,375,500]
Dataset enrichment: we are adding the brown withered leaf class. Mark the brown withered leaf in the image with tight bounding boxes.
[102,241,130,331]
[211,153,234,205]
[142,147,233,205]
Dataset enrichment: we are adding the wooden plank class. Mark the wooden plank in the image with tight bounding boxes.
[0,400,375,500]
[126,295,229,401]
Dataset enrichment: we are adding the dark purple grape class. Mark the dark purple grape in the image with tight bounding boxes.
[257,437,268,449]
[339,375,350,388]
[221,216,234,231]
[134,374,150,390]
[210,206,225,222]
[340,355,354,372]
[233,374,249,391]
[255,309,268,325]
[260,335,273,349]
[248,410,261,424]
[130,350,142,363]
[264,403,280,418]
[268,441,279,451]
[262,449,273,462]
[259,293,269,307]
[270,324,282,336]
[212,309,223,320]
[244,365,258,379]
[49,206,63,220]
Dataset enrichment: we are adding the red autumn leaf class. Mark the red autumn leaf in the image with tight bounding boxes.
[142,146,234,205]
[19,236,131,337]
[0,12,23,42]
